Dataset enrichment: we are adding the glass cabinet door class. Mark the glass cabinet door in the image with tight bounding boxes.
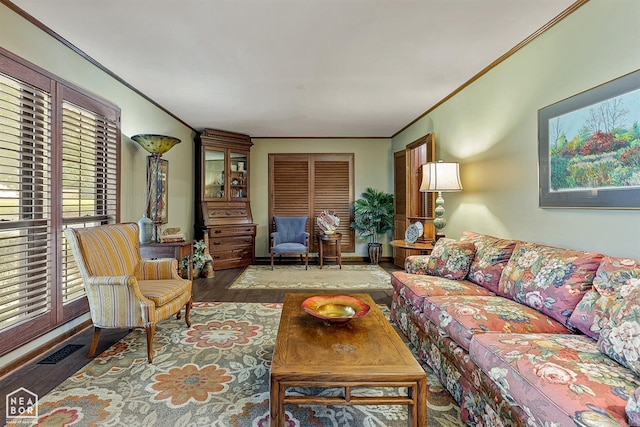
[203,148,225,199]
[229,151,248,200]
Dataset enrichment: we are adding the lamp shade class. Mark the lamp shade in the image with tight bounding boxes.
[420,161,462,192]
[132,134,181,155]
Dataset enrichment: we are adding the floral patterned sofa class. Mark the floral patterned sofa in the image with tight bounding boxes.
[389,231,640,426]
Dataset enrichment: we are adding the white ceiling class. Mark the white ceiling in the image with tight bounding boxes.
[11,0,578,137]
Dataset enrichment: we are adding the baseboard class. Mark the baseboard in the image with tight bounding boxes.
[0,319,92,379]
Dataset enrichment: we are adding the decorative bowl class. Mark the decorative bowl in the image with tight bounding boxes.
[316,210,340,235]
[301,295,370,323]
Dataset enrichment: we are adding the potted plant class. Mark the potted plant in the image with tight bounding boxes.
[350,187,394,264]
[191,240,207,278]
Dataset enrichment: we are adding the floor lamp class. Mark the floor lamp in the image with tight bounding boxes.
[132,134,181,242]
[420,161,462,240]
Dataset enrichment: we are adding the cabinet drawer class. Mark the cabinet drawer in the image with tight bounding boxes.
[209,236,254,251]
[208,225,256,238]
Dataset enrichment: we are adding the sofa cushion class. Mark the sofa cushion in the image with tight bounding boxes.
[424,238,476,280]
[391,271,493,311]
[424,295,568,351]
[570,256,640,339]
[567,289,602,339]
[460,231,518,293]
[470,333,639,426]
[498,241,603,327]
[598,282,640,376]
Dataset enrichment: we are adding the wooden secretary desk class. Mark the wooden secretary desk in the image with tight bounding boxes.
[195,128,257,270]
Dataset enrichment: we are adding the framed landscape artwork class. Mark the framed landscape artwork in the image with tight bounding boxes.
[538,69,640,208]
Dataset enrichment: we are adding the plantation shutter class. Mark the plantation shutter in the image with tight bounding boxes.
[312,157,353,250]
[0,64,54,336]
[61,86,119,306]
[269,153,354,253]
[0,50,120,356]
[270,155,310,221]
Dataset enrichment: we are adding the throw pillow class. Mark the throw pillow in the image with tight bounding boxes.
[498,241,603,327]
[568,256,640,339]
[460,231,518,293]
[425,238,475,280]
[597,281,640,376]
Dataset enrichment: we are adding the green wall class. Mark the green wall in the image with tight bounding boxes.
[393,0,640,259]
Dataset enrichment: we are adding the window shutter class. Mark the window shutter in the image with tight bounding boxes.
[0,70,53,332]
[0,51,120,356]
[61,98,118,303]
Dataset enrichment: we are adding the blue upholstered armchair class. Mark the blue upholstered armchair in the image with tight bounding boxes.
[270,216,310,270]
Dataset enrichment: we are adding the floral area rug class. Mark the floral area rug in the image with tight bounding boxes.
[8,303,462,427]
[229,264,393,290]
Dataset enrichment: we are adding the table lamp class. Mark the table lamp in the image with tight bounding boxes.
[420,161,462,239]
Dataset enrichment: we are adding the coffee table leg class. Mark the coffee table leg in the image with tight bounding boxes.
[270,376,284,426]
[409,378,427,427]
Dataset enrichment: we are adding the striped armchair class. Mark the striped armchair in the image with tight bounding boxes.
[64,222,192,363]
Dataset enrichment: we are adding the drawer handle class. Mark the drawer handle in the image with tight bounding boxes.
[214,230,222,234]
[213,241,221,245]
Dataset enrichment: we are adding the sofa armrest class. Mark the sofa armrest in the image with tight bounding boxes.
[405,255,431,274]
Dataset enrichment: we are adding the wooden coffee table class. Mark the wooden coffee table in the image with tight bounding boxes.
[270,293,427,426]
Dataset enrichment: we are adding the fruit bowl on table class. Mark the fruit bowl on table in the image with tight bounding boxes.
[301,295,370,324]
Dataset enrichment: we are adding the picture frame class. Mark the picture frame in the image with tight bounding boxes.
[538,69,640,209]
[147,156,169,223]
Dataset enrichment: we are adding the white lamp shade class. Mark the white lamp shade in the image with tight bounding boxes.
[420,162,462,192]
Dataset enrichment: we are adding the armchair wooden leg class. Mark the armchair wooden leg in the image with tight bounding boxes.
[145,324,156,363]
[184,298,193,327]
[271,252,274,270]
[87,326,101,358]
[305,253,308,270]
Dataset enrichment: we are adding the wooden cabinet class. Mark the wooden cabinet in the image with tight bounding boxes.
[392,134,436,268]
[195,129,257,270]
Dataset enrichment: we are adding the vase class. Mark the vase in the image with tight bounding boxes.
[201,260,214,278]
[137,214,153,244]
[368,242,382,265]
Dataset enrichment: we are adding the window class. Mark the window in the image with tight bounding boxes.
[268,153,354,252]
[0,49,120,356]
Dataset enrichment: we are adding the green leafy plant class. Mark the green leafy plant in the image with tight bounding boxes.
[192,240,207,270]
[350,187,394,244]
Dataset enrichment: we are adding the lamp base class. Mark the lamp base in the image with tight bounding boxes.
[433,191,447,238]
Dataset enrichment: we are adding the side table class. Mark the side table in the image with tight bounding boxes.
[140,240,195,280]
[389,240,434,255]
[317,232,342,269]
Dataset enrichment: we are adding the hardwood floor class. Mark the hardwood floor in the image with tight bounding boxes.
[0,261,400,425]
